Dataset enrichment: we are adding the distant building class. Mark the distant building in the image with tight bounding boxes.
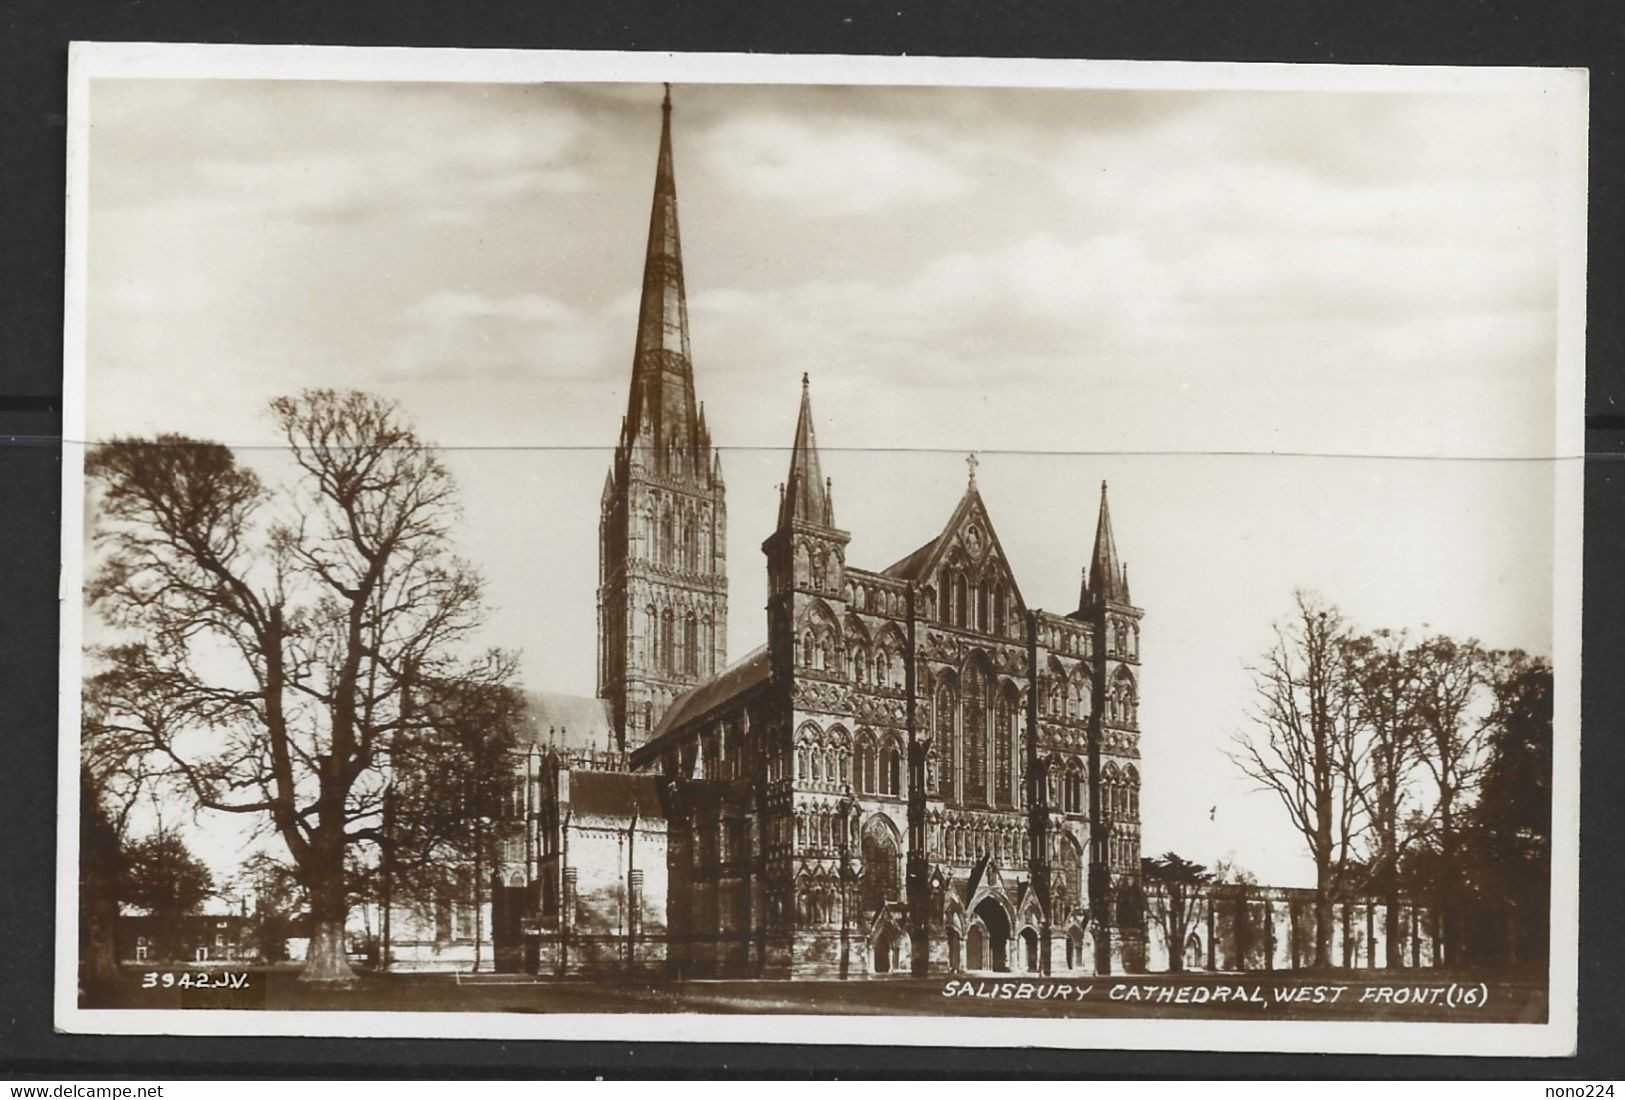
[118,900,254,966]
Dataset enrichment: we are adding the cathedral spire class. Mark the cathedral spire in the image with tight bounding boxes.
[623,84,698,451]
[598,84,729,749]
[778,373,834,529]
[1090,480,1130,604]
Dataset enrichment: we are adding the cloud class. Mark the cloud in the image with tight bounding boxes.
[682,212,1555,457]
[95,81,590,226]
[703,113,972,217]
[387,289,617,383]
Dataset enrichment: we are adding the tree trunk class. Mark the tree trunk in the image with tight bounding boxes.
[1385,887,1403,969]
[473,824,484,974]
[79,784,122,989]
[1313,863,1333,969]
[1168,908,1185,973]
[299,840,356,983]
[1436,794,1455,967]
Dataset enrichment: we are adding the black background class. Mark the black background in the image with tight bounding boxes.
[2,0,1620,1080]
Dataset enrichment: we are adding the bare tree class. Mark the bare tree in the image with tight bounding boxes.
[1342,628,1429,967]
[85,390,506,982]
[1228,591,1367,969]
[1411,634,1491,966]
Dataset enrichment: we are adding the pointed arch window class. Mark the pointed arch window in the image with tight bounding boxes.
[933,682,956,799]
[995,687,1015,808]
[661,610,675,674]
[953,573,968,628]
[860,820,900,915]
[1064,762,1085,815]
[683,613,698,675]
[963,665,988,805]
[881,742,902,797]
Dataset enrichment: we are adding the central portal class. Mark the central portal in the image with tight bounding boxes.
[971,898,1012,972]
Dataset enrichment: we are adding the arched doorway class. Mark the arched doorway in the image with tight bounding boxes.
[967,924,986,971]
[971,897,1012,972]
[1021,928,1039,972]
[1185,935,1203,971]
[947,928,962,972]
[872,926,895,974]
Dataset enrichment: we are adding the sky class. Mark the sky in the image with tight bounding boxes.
[79,75,1569,889]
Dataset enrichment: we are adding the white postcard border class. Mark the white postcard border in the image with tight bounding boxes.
[55,42,1587,1057]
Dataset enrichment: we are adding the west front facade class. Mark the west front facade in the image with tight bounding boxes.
[625,375,1148,980]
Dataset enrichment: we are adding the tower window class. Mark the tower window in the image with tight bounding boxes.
[881,743,901,797]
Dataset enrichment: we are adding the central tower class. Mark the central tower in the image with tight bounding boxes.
[597,87,728,750]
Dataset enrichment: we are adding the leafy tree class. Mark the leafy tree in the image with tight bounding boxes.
[1140,852,1211,972]
[85,390,509,981]
[1228,591,1367,969]
[78,774,123,988]
[1462,653,1552,965]
[119,831,215,961]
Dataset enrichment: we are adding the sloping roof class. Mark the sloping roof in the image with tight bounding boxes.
[652,645,771,738]
[518,691,615,752]
[878,482,1028,612]
[882,534,942,581]
[567,769,669,821]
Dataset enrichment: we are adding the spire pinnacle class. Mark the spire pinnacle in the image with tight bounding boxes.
[779,377,833,529]
[1090,480,1130,604]
[622,84,699,454]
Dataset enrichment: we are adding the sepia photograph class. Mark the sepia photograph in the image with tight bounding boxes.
[56,46,1585,1054]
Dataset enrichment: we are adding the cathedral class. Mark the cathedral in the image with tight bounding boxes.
[479,87,1150,980]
